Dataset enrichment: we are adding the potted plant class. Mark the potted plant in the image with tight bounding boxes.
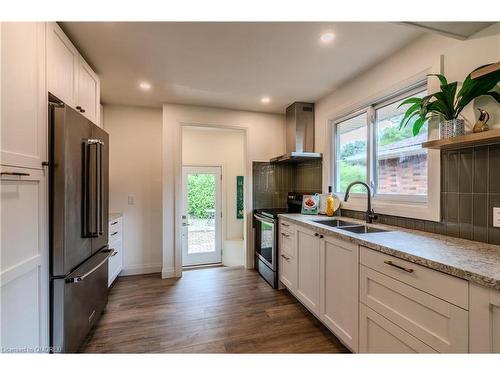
[399,63,500,138]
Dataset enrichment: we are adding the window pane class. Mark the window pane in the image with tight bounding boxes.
[336,112,367,193]
[375,90,428,196]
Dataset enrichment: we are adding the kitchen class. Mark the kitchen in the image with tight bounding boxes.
[1,1,500,373]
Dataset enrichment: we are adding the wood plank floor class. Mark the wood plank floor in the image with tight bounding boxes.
[81,266,349,353]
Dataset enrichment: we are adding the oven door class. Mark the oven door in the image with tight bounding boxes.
[254,214,276,271]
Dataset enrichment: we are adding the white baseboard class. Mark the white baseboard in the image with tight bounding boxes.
[161,267,176,279]
[120,263,162,276]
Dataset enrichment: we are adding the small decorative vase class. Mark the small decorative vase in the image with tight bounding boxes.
[440,119,465,139]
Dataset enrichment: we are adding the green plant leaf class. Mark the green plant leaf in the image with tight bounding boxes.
[456,65,500,115]
[412,117,427,136]
[428,74,448,87]
[397,97,422,108]
[400,111,420,129]
[400,102,421,127]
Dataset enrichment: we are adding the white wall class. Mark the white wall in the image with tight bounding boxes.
[182,126,245,266]
[162,104,285,277]
[104,105,163,275]
[315,24,500,219]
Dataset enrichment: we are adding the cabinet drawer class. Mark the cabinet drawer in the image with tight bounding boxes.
[108,239,123,287]
[360,265,468,353]
[360,246,468,309]
[359,303,437,353]
[279,230,295,258]
[279,220,295,234]
[108,217,122,243]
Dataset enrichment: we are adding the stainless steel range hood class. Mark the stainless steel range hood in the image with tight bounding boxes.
[270,102,322,163]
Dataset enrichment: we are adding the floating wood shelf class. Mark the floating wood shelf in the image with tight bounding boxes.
[422,129,500,150]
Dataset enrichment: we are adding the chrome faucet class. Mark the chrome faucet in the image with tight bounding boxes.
[344,181,378,224]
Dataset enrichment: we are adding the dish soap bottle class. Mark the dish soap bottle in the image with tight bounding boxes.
[326,186,335,217]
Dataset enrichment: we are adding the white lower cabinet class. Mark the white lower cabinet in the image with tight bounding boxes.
[108,216,123,287]
[359,303,437,353]
[469,283,500,353]
[0,168,48,351]
[278,221,297,292]
[295,226,321,315]
[320,235,359,352]
[360,264,468,353]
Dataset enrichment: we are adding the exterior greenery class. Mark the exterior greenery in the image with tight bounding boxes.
[187,174,215,219]
[399,64,500,136]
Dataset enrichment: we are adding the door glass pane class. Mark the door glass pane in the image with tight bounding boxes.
[336,112,368,193]
[187,173,216,254]
[375,90,428,196]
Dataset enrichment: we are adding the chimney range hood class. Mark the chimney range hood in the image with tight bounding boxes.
[270,102,322,163]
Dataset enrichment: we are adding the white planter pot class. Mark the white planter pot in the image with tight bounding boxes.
[440,119,465,139]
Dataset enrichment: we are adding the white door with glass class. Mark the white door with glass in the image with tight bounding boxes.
[182,166,222,266]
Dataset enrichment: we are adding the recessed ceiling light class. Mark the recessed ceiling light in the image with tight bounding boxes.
[320,32,335,44]
[261,96,270,104]
[139,81,151,90]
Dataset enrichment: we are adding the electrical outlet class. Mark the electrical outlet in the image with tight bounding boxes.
[128,195,135,205]
[493,207,500,228]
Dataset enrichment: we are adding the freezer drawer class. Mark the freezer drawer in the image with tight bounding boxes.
[51,249,111,353]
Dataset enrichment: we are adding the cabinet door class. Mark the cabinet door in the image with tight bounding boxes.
[1,22,46,170]
[469,284,500,353]
[359,304,437,353]
[46,22,78,107]
[278,228,296,292]
[0,168,48,350]
[296,226,320,315]
[320,235,359,352]
[77,58,100,125]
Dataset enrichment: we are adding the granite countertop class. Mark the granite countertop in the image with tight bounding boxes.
[278,213,500,291]
[109,212,122,222]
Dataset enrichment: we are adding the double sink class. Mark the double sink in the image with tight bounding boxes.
[313,219,389,234]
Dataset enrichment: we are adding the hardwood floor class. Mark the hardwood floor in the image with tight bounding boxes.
[81,266,349,353]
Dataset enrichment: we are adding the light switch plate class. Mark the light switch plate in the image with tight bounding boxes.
[493,207,500,228]
[128,195,135,205]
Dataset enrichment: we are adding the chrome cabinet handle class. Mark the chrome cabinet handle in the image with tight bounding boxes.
[110,221,118,226]
[280,254,290,261]
[111,251,118,257]
[1,171,30,177]
[110,231,118,236]
[384,260,414,273]
[281,232,290,238]
[281,223,290,227]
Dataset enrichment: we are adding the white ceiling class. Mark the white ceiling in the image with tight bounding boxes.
[60,22,429,113]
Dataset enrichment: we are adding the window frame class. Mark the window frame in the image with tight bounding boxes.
[332,81,429,203]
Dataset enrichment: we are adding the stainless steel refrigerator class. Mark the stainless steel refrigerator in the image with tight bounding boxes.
[48,96,112,353]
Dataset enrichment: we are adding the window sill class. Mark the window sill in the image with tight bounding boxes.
[339,195,440,222]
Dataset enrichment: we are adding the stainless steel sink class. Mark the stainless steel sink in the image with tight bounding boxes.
[313,219,359,228]
[338,225,389,234]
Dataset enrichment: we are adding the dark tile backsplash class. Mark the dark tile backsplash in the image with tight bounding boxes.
[253,159,322,209]
[342,143,500,245]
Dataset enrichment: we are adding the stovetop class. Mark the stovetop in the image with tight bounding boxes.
[255,207,302,219]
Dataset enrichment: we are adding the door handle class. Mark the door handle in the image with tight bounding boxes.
[66,250,113,283]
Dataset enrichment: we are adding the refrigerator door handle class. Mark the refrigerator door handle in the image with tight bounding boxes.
[98,141,103,236]
[66,250,113,283]
[82,140,92,237]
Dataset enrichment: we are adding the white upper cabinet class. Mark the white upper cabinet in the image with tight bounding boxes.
[320,235,359,352]
[77,58,100,125]
[1,22,47,170]
[46,22,78,107]
[46,22,100,125]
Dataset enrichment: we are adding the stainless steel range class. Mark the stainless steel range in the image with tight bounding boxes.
[253,193,304,288]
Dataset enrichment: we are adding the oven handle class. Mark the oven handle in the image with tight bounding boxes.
[253,213,276,224]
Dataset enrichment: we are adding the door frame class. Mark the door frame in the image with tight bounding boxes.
[168,122,248,279]
[181,165,223,266]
